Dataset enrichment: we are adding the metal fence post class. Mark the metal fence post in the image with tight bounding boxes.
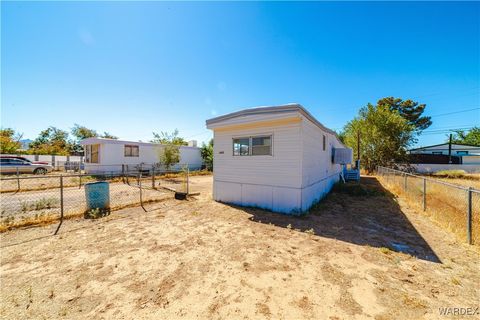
[186,166,190,194]
[404,173,407,192]
[467,187,472,245]
[139,172,146,212]
[423,178,426,211]
[79,174,82,189]
[16,167,20,191]
[152,165,155,189]
[54,175,64,235]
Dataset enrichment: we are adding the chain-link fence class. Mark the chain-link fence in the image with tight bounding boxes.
[377,166,479,245]
[0,166,192,233]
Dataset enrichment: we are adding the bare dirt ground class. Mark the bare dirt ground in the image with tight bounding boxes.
[1,176,479,319]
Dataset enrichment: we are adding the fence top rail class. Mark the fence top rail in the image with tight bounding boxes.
[0,173,123,181]
[0,168,191,181]
[377,166,480,192]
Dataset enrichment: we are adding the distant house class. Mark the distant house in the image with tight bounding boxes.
[80,138,202,174]
[409,143,480,157]
[206,104,352,214]
[407,143,480,173]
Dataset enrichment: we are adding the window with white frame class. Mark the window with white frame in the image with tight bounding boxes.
[233,135,272,156]
[124,145,139,157]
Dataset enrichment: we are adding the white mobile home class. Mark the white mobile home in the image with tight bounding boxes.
[206,104,352,214]
[408,143,480,156]
[80,138,202,174]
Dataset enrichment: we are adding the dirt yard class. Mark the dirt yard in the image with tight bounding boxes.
[1,176,479,319]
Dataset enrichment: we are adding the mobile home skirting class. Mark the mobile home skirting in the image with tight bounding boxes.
[213,171,341,214]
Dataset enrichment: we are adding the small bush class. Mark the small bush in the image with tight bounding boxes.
[304,228,315,235]
[379,247,392,255]
[433,170,466,178]
[21,197,59,212]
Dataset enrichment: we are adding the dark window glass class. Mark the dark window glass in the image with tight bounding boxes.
[252,136,271,155]
[125,145,139,157]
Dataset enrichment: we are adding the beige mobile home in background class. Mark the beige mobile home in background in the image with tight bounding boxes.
[206,104,352,214]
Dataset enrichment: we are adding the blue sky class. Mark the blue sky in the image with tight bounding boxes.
[2,1,479,147]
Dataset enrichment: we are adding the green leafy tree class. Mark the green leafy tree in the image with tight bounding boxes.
[101,132,118,139]
[450,127,480,146]
[71,124,98,140]
[0,128,22,154]
[377,97,432,131]
[70,125,118,153]
[70,124,98,153]
[201,139,214,171]
[159,144,180,170]
[29,127,71,155]
[155,130,186,169]
[152,129,187,146]
[341,104,415,173]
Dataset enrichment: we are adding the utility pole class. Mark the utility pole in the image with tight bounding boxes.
[356,130,361,169]
[448,133,452,164]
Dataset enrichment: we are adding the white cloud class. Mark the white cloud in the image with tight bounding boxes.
[78,28,94,46]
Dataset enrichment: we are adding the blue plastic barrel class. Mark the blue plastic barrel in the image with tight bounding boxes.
[84,182,110,216]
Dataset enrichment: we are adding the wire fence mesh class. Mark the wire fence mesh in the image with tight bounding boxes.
[0,166,192,233]
[377,166,479,245]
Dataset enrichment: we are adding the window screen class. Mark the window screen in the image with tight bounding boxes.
[233,138,250,156]
[252,136,272,155]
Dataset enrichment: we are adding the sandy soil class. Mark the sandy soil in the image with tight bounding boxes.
[0,176,479,319]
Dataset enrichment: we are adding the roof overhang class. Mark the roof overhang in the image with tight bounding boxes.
[205,103,338,136]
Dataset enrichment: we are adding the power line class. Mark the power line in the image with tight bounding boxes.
[410,86,480,101]
[429,107,480,118]
[421,127,475,135]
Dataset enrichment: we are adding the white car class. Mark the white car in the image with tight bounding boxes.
[0,157,53,175]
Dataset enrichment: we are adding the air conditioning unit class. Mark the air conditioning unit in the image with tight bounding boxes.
[332,148,353,164]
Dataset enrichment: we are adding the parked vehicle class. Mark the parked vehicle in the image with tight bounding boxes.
[0,156,53,175]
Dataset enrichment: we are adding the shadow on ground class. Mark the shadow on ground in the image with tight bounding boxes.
[239,176,441,263]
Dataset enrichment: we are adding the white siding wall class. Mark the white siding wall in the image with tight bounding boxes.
[84,143,202,173]
[300,119,343,211]
[212,121,303,213]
